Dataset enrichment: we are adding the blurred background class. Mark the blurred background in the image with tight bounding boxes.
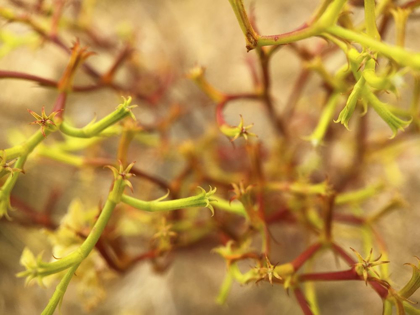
[1,0,420,314]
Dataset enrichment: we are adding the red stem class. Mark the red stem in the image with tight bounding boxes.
[51,92,67,118]
[299,268,389,299]
[9,195,57,229]
[299,268,358,282]
[265,207,294,223]
[331,243,356,266]
[0,70,111,93]
[283,68,311,119]
[324,193,336,241]
[294,287,314,315]
[257,47,289,138]
[292,242,322,271]
[401,0,420,9]
[216,94,261,127]
[333,213,365,225]
[0,70,57,87]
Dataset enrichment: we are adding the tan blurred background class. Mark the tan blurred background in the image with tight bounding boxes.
[1,0,420,314]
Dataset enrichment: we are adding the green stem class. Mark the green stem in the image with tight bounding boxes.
[210,196,246,216]
[227,0,259,51]
[216,270,234,305]
[335,183,383,205]
[41,178,124,315]
[121,187,216,213]
[410,77,420,115]
[3,145,24,160]
[327,26,420,70]
[1,130,50,217]
[404,302,420,315]
[37,146,84,167]
[362,59,392,90]
[308,0,333,25]
[364,0,380,40]
[305,91,341,146]
[41,263,80,315]
[59,98,135,138]
[60,114,127,138]
[383,299,393,315]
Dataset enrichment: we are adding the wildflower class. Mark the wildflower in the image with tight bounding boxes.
[220,115,257,142]
[27,106,63,137]
[105,160,136,192]
[351,248,389,285]
[254,256,283,285]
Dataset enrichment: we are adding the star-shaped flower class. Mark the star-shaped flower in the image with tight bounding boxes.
[16,248,47,287]
[254,256,283,285]
[27,107,63,137]
[351,248,389,285]
[116,96,137,121]
[152,217,177,251]
[105,160,136,192]
[220,115,257,142]
[229,181,254,206]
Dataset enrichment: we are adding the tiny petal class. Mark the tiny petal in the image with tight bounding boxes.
[104,165,119,179]
[27,109,42,121]
[124,161,136,174]
[124,179,134,193]
[363,269,368,285]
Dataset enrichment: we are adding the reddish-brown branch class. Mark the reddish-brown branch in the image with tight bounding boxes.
[130,249,160,265]
[245,56,261,88]
[50,0,65,38]
[331,243,356,266]
[292,242,323,271]
[287,43,314,61]
[10,195,57,229]
[299,267,389,299]
[43,188,61,216]
[94,237,125,273]
[335,112,367,192]
[0,70,110,93]
[101,44,134,84]
[283,68,311,120]
[51,92,67,118]
[401,0,420,9]
[265,207,295,223]
[323,193,336,241]
[294,287,315,315]
[1,12,161,105]
[256,48,289,138]
[299,268,358,282]
[0,70,58,87]
[333,213,365,225]
[215,94,261,127]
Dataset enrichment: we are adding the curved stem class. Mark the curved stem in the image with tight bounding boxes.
[41,178,124,315]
